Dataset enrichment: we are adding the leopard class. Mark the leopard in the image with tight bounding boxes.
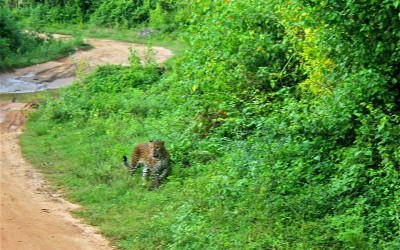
[123,140,170,188]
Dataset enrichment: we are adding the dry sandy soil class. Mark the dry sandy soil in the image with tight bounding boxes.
[0,38,173,249]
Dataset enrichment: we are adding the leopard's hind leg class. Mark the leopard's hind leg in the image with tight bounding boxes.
[122,155,138,175]
[122,154,140,176]
[142,165,150,180]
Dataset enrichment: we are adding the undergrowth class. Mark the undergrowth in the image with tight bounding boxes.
[19,0,400,249]
[21,63,191,249]
[22,65,400,250]
[1,4,87,71]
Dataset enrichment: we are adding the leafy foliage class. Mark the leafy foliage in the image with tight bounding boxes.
[0,4,85,70]
[280,0,400,99]
[19,0,400,249]
[176,0,305,138]
[12,0,186,32]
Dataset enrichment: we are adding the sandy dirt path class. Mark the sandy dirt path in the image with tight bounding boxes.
[0,102,113,250]
[0,38,173,249]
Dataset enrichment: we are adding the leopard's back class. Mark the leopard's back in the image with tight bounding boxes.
[131,143,155,168]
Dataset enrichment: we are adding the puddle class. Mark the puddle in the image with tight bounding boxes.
[0,79,47,93]
[0,73,75,94]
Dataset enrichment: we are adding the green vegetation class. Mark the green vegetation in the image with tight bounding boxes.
[10,0,400,249]
[11,0,187,32]
[6,0,186,57]
[21,62,184,249]
[0,3,86,71]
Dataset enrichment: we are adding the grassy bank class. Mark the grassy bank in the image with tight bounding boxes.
[0,90,59,104]
[21,64,400,249]
[20,64,189,249]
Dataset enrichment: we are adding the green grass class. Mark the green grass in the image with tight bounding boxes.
[19,59,400,250]
[19,64,188,249]
[20,119,185,249]
[0,89,59,102]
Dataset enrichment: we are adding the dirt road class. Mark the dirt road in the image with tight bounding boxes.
[0,38,173,249]
[0,101,113,250]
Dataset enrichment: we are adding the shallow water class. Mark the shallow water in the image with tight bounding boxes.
[1,72,42,93]
[0,79,46,93]
[0,72,74,94]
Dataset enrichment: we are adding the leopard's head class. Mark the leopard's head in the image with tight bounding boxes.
[149,140,166,158]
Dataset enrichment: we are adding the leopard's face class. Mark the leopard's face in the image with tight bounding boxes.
[149,140,166,158]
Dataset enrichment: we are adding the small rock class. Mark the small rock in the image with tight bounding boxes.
[139,28,157,37]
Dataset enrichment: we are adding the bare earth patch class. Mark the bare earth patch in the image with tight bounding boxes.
[0,101,114,250]
[0,38,173,249]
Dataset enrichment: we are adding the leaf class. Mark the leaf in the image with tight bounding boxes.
[394,0,399,8]
[270,80,276,89]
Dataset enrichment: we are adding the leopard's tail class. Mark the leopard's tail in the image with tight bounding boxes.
[122,155,130,170]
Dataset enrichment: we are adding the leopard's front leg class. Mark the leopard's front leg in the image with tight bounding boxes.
[142,166,150,180]
[151,167,160,188]
[158,167,169,182]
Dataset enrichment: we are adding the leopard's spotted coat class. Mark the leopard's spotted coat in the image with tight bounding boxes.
[123,140,170,188]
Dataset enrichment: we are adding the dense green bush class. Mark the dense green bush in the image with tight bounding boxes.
[13,0,186,31]
[167,0,400,248]
[0,4,36,57]
[280,0,400,101]
[21,0,400,249]
[175,0,305,138]
[167,70,400,248]
[89,0,146,28]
